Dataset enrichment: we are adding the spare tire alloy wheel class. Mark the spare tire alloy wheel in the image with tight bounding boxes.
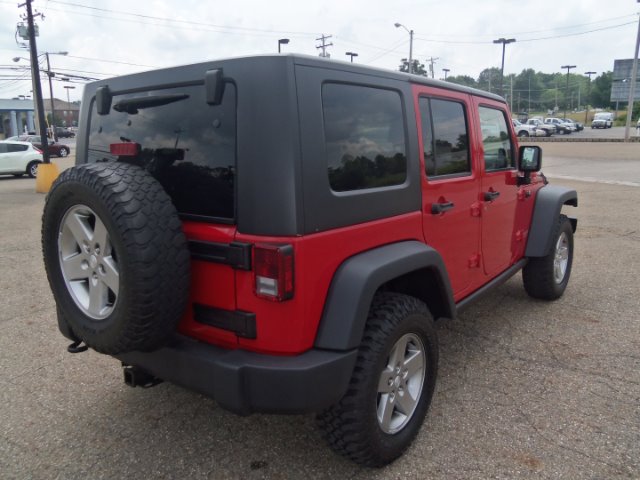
[58,204,118,320]
[42,162,190,354]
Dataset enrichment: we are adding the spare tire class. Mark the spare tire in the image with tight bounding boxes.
[42,162,190,354]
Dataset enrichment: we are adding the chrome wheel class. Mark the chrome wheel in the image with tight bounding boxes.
[553,231,569,284]
[60,148,69,157]
[58,204,119,319]
[377,333,426,434]
[28,162,39,178]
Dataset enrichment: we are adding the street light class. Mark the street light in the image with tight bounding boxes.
[63,85,75,127]
[442,68,450,80]
[14,50,68,141]
[584,71,597,124]
[278,38,289,53]
[395,22,414,74]
[345,51,358,63]
[493,38,515,98]
[561,64,576,120]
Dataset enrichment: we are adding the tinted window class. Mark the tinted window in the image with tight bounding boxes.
[8,144,28,152]
[322,83,407,192]
[479,107,514,171]
[420,98,470,177]
[89,83,236,220]
[0,144,7,153]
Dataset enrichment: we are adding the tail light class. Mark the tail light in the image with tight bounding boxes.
[110,142,140,156]
[253,244,294,301]
[34,147,43,154]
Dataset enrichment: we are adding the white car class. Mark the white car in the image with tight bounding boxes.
[512,119,546,137]
[0,140,43,178]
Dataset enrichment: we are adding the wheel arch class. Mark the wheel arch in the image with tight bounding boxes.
[314,241,455,351]
[526,185,578,257]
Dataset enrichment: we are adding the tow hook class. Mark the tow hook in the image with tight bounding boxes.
[67,340,88,353]
[122,365,163,388]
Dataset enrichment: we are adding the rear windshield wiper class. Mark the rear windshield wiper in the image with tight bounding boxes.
[113,93,189,114]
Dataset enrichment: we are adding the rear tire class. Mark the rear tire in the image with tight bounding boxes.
[317,293,438,467]
[523,215,573,300]
[27,161,40,178]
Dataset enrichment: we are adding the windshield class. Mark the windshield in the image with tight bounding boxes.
[88,83,236,221]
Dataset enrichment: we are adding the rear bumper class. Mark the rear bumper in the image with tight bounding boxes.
[115,335,357,415]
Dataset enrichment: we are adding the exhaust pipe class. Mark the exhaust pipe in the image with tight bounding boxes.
[122,365,163,388]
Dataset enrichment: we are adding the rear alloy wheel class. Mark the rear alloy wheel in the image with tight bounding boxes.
[59,148,69,157]
[518,131,529,138]
[523,214,574,300]
[27,161,40,178]
[317,293,438,467]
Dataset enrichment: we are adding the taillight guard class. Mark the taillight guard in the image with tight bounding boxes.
[253,243,294,302]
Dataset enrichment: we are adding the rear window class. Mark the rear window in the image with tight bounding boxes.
[88,83,236,220]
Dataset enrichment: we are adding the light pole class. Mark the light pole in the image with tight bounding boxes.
[345,51,358,63]
[278,38,289,53]
[561,65,576,119]
[395,23,414,74]
[584,71,597,124]
[63,85,75,126]
[624,1,640,142]
[442,68,450,80]
[493,38,515,98]
[14,50,68,141]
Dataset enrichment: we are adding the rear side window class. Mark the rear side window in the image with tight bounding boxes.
[479,106,514,171]
[88,83,236,220]
[8,144,28,152]
[322,83,407,192]
[419,98,470,177]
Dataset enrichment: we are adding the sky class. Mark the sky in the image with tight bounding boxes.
[1,0,639,103]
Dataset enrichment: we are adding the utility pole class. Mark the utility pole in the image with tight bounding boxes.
[561,65,576,119]
[528,72,531,113]
[45,52,57,141]
[584,71,597,124]
[493,38,515,98]
[624,4,640,141]
[510,75,514,112]
[316,34,333,58]
[426,57,439,79]
[19,0,50,165]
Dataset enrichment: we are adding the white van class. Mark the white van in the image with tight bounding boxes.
[592,112,613,129]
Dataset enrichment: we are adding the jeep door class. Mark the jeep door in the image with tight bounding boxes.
[472,99,520,278]
[415,86,483,299]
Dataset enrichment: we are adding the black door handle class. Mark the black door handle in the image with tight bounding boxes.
[431,201,455,214]
[484,191,500,201]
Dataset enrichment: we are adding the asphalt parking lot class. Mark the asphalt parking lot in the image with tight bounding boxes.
[1,145,639,479]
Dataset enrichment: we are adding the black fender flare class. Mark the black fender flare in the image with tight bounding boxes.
[525,185,578,257]
[314,241,455,351]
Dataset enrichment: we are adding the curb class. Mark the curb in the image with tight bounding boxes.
[520,136,640,143]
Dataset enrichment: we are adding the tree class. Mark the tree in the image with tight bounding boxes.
[590,72,613,108]
[398,58,427,76]
[477,67,502,93]
[447,75,477,88]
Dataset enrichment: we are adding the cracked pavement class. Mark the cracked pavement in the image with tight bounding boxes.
[1,147,639,479]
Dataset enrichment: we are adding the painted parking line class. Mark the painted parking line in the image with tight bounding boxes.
[544,173,640,187]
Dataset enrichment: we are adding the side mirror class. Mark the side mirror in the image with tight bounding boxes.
[519,145,541,172]
[518,145,542,185]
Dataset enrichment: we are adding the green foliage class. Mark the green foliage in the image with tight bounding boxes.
[399,58,427,76]
[398,60,615,111]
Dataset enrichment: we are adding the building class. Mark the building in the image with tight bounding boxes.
[43,98,80,127]
[0,99,35,139]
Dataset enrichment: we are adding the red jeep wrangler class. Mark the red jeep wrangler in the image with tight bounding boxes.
[42,55,577,467]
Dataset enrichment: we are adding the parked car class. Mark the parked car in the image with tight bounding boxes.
[526,118,555,136]
[0,140,43,177]
[511,119,543,137]
[55,127,75,138]
[41,54,577,468]
[592,112,613,129]
[544,117,575,134]
[10,135,71,157]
